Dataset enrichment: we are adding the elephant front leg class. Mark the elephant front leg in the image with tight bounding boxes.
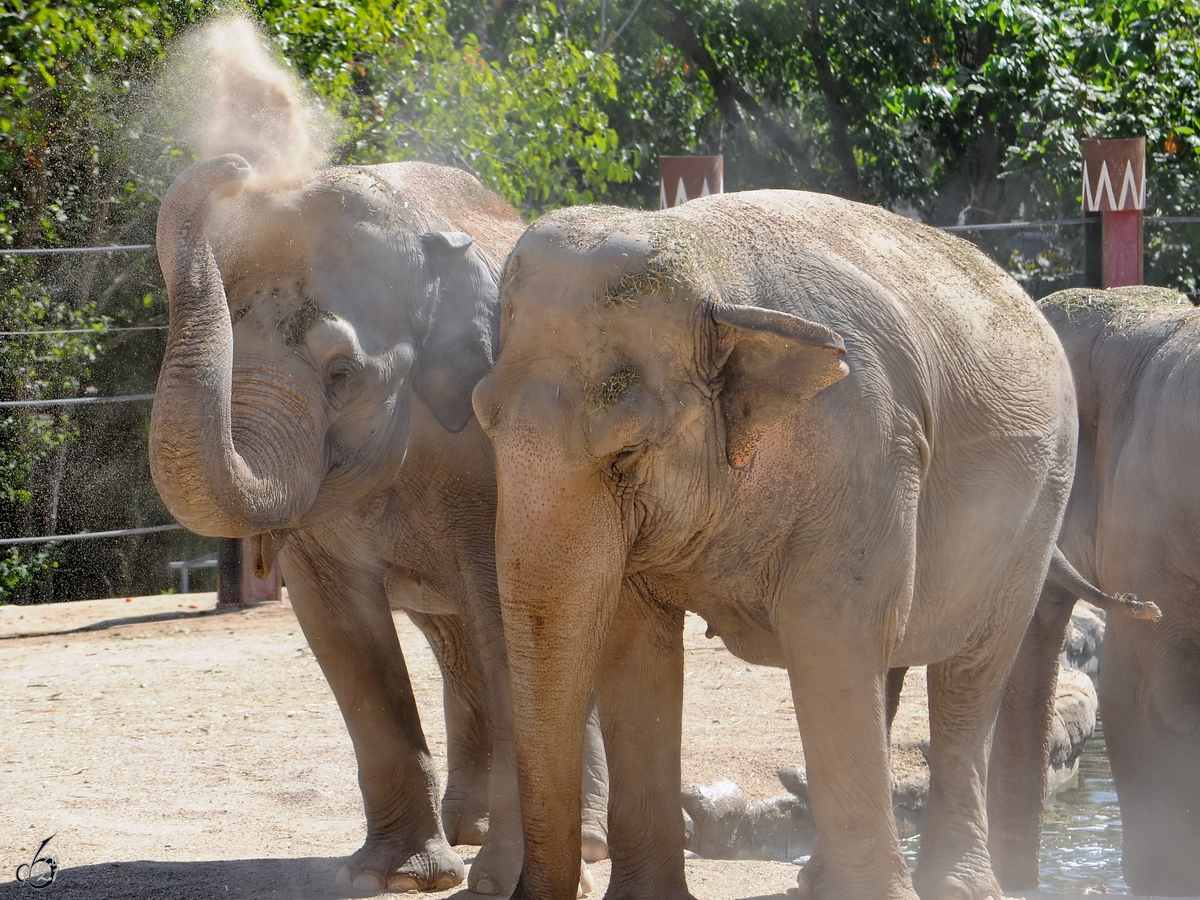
[779,609,917,900]
[282,550,464,892]
[594,580,693,900]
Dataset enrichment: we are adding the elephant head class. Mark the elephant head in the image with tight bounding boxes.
[471,206,846,897]
[150,154,512,539]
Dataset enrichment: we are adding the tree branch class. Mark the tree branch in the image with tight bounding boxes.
[652,0,810,167]
[807,0,860,199]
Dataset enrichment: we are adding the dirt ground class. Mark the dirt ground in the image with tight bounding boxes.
[0,593,1093,899]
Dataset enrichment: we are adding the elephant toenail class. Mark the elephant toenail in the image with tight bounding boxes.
[352,872,384,890]
[386,873,420,891]
[473,875,500,895]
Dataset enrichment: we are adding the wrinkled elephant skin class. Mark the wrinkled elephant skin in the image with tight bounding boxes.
[150,156,607,896]
[473,191,1077,900]
[1038,286,1200,896]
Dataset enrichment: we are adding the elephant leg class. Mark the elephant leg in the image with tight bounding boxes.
[885,666,909,736]
[406,610,493,846]
[451,576,527,897]
[988,580,1075,890]
[581,695,610,862]
[915,645,1020,900]
[593,579,692,900]
[779,608,916,900]
[281,545,464,892]
[1102,618,1200,896]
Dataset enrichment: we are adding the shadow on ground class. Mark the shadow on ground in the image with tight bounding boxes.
[0,856,360,900]
[0,857,796,900]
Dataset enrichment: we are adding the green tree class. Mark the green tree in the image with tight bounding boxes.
[491,0,1200,294]
[0,264,106,598]
[0,0,637,601]
[253,0,633,214]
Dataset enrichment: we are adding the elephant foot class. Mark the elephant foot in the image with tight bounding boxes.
[466,832,523,896]
[334,836,465,893]
[795,851,918,900]
[913,868,1003,900]
[469,843,596,899]
[581,827,609,863]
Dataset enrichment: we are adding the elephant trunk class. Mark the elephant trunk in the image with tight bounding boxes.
[491,416,624,900]
[150,154,326,537]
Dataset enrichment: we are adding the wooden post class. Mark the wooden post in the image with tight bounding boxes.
[216,536,283,606]
[240,536,283,603]
[216,537,242,608]
[659,156,723,209]
[1082,138,1145,287]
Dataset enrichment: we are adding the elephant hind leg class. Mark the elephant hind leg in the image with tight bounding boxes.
[915,645,1020,900]
[781,627,917,900]
[408,610,493,846]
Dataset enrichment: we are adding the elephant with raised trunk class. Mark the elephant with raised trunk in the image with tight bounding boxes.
[471,190,1078,900]
[150,154,607,895]
[1006,286,1197,896]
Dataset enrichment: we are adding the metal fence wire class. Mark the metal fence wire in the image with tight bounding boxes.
[2,216,1197,554]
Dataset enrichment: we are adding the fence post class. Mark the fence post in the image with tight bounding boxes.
[1082,138,1145,287]
[216,537,242,608]
[659,156,723,209]
[216,536,282,606]
[240,536,283,603]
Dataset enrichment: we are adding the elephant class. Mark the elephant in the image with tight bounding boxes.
[149,154,608,895]
[470,189,1080,900]
[1000,285,1198,896]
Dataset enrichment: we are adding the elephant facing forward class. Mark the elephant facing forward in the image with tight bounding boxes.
[150,155,607,895]
[472,190,1077,900]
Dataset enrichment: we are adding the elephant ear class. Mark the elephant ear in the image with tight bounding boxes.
[414,231,499,433]
[712,304,849,469]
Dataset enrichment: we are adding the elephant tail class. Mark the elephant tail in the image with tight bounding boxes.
[1047,548,1161,621]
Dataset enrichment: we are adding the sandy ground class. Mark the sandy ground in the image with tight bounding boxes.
[0,593,1153,899]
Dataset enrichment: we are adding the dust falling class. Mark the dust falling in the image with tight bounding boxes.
[155,14,341,189]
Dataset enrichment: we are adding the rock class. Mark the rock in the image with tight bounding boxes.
[1046,667,1098,794]
[683,758,925,861]
[1062,602,1105,674]
[681,779,748,858]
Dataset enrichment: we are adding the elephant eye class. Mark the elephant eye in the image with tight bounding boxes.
[609,447,639,483]
[325,358,363,410]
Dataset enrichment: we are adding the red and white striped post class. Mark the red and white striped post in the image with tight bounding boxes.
[659,155,723,209]
[1082,138,1145,288]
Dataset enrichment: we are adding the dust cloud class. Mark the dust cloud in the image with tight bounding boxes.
[155,14,341,189]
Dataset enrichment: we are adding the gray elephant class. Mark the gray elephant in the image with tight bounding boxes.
[470,190,1078,900]
[1019,285,1197,896]
[149,154,607,895]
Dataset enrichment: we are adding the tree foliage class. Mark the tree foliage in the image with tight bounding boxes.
[249,0,633,213]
